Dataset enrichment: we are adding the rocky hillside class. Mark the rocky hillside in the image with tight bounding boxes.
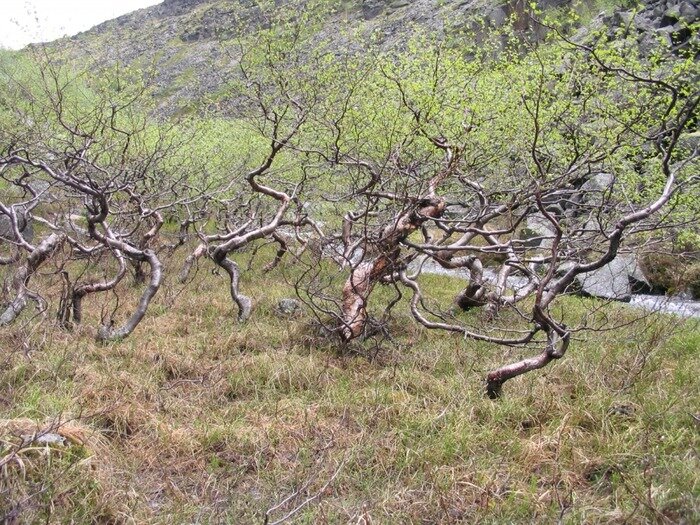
[42,0,581,114]
[42,0,698,114]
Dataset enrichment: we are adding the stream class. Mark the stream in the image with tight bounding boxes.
[413,258,700,320]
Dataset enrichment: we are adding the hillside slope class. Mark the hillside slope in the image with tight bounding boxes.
[43,0,697,115]
[45,0,602,114]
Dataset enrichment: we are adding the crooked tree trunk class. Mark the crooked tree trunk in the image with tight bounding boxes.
[178,243,207,283]
[341,256,391,341]
[0,233,64,326]
[485,328,570,399]
[131,212,163,285]
[442,255,489,311]
[97,249,162,342]
[85,212,165,342]
[163,218,196,254]
[213,253,252,322]
[341,197,446,341]
[71,250,128,325]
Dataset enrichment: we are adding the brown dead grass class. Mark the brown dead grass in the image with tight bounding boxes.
[0,248,698,523]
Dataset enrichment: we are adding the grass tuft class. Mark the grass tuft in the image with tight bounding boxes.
[0,247,698,522]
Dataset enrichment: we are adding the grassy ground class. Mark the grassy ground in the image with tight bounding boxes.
[1,247,698,524]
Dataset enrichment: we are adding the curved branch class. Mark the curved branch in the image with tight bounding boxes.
[97,249,162,342]
[486,329,570,399]
[0,233,64,327]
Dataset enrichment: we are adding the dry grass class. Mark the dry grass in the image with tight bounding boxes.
[0,246,698,523]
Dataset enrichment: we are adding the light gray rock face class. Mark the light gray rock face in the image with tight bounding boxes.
[576,254,650,302]
[0,210,33,244]
[627,0,699,51]
[580,172,614,197]
[521,212,556,249]
[0,215,13,239]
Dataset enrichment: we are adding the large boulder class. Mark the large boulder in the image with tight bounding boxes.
[0,210,33,244]
[576,254,650,302]
[580,172,614,198]
[521,212,557,249]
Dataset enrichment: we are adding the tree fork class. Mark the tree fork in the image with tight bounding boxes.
[341,196,446,341]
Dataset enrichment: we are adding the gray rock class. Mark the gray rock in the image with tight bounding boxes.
[613,10,634,26]
[522,212,556,249]
[0,215,12,239]
[22,433,67,446]
[485,6,507,27]
[680,132,700,151]
[576,173,616,229]
[679,1,700,21]
[0,210,33,244]
[608,403,635,417]
[634,11,658,33]
[581,172,614,195]
[576,254,649,302]
[663,4,682,24]
[362,0,385,20]
[276,298,302,317]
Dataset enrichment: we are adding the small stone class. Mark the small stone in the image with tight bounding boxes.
[275,298,302,317]
[22,433,67,446]
[608,403,635,417]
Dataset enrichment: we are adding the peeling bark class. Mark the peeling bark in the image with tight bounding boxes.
[341,197,446,340]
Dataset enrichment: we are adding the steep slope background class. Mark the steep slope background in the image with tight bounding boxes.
[45,0,690,116]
